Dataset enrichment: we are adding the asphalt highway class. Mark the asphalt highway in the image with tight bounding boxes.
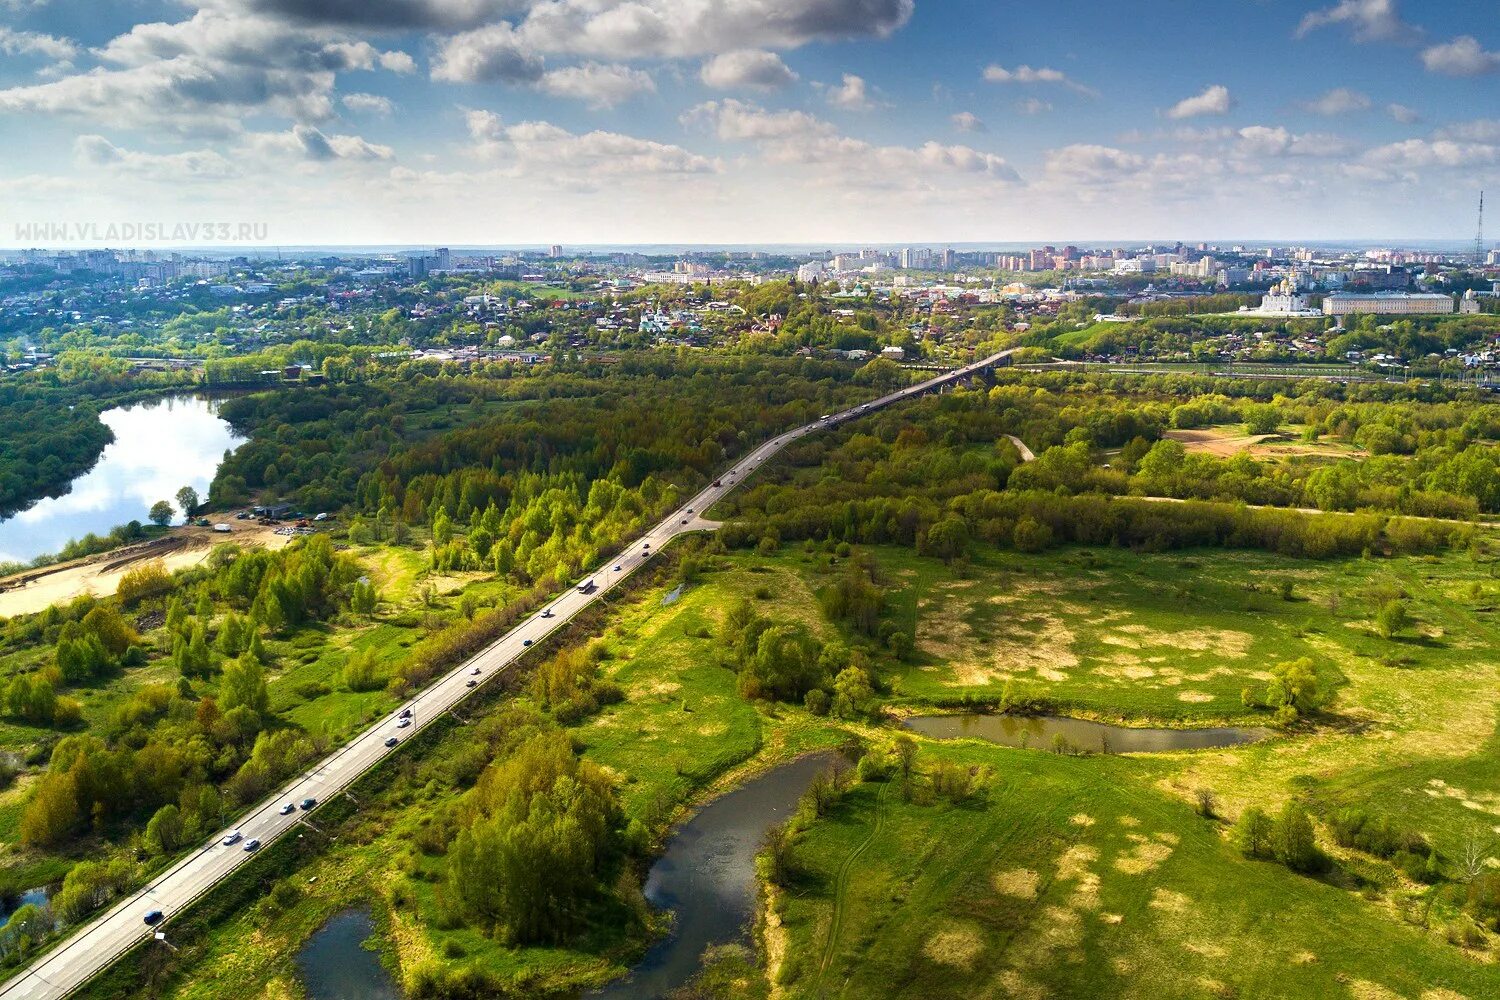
[0,349,1012,999]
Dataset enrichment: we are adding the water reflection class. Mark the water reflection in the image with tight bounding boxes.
[296,908,401,1000]
[903,714,1268,753]
[0,396,245,565]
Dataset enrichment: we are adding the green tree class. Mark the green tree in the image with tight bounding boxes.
[176,486,200,519]
[145,803,185,854]
[149,500,174,527]
[1271,802,1324,873]
[1375,599,1410,640]
[220,656,269,719]
[1234,806,1274,858]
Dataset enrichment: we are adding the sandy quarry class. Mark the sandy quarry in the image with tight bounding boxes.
[0,523,291,618]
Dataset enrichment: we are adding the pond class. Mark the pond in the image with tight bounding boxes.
[903,714,1268,753]
[0,887,51,923]
[0,395,245,565]
[591,752,837,1000]
[295,907,401,1000]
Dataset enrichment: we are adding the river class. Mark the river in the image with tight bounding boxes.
[0,395,244,565]
[903,713,1268,753]
[591,752,836,1000]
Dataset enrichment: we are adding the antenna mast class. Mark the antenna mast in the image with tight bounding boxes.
[1478,190,1486,265]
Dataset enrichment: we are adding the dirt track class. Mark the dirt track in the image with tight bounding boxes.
[0,524,290,618]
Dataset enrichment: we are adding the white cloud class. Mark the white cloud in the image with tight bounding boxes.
[342,92,394,115]
[950,111,984,132]
[1386,102,1421,124]
[823,72,876,111]
[431,22,543,83]
[0,10,413,133]
[982,63,1095,96]
[0,26,78,61]
[1042,144,1146,184]
[471,117,720,177]
[1365,138,1500,169]
[535,62,655,108]
[1299,87,1371,115]
[700,49,798,91]
[73,134,239,179]
[1236,125,1349,157]
[1166,84,1233,119]
[683,99,1019,185]
[1420,36,1500,77]
[1295,0,1420,44]
[514,0,913,59]
[1436,119,1500,143]
[245,124,395,161]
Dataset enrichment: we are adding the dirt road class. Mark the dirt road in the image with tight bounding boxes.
[0,524,290,618]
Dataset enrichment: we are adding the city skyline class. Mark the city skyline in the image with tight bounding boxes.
[0,0,1498,245]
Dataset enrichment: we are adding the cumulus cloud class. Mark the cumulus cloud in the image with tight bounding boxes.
[1166,84,1233,119]
[0,26,78,61]
[0,10,414,133]
[1299,87,1371,115]
[470,116,720,176]
[982,63,1095,96]
[1236,125,1350,157]
[1386,102,1421,124]
[950,111,984,132]
[822,73,877,111]
[245,124,396,161]
[1364,137,1500,168]
[536,62,655,107]
[682,98,1019,184]
[515,0,912,59]
[342,92,395,115]
[73,134,239,178]
[1294,0,1420,44]
[431,22,543,83]
[230,0,522,31]
[1420,36,1500,77]
[1043,144,1146,183]
[1436,119,1500,143]
[700,49,798,90]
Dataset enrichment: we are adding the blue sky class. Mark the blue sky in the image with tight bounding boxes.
[0,0,1496,246]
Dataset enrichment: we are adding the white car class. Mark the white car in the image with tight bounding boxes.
[397,717,412,728]
[221,830,242,846]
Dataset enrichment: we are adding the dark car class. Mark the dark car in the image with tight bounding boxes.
[466,679,477,688]
[523,639,533,646]
[143,910,164,926]
[399,707,413,719]
[299,797,317,810]
[384,737,399,748]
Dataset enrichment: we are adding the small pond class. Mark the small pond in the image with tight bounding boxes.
[0,394,245,565]
[591,752,837,999]
[903,714,1268,753]
[295,907,401,1000]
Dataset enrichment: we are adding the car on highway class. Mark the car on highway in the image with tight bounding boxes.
[299,797,317,810]
[643,542,650,549]
[280,802,295,815]
[681,518,688,524]
[523,638,533,646]
[466,679,477,688]
[143,910,164,926]
[712,480,721,487]
[399,707,413,718]
[471,667,480,674]
[397,717,411,728]
[384,736,399,748]
[614,564,622,571]
[243,838,261,852]
[221,830,242,846]
[541,607,554,618]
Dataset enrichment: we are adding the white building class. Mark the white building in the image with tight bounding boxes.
[1322,292,1455,317]
[796,261,827,282]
